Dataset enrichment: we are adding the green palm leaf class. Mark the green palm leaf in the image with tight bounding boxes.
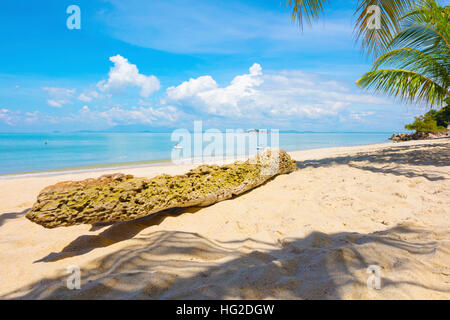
[286,0,330,27]
[356,69,449,106]
[286,0,416,56]
[357,0,449,108]
[354,0,416,56]
[371,48,449,87]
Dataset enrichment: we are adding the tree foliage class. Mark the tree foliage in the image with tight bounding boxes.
[356,0,449,108]
[405,105,450,131]
[286,0,416,56]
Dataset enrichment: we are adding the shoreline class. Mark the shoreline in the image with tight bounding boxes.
[0,159,173,180]
[1,137,448,180]
[0,137,449,299]
[0,131,391,179]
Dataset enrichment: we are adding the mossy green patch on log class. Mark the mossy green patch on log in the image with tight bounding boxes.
[26,149,297,228]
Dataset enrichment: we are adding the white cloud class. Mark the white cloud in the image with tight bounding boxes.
[78,90,100,102]
[42,87,76,97]
[78,94,91,102]
[166,63,387,119]
[0,109,10,122]
[42,56,158,109]
[97,55,161,98]
[24,58,405,131]
[24,111,40,124]
[167,76,217,100]
[78,105,178,126]
[46,100,68,108]
[0,104,180,129]
[42,87,76,107]
[0,108,19,125]
[25,111,39,117]
[137,99,153,107]
[348,111,375,122]
[168,63,264,116]
[197,63,263,116]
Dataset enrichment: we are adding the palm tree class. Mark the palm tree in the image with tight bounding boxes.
[286,0,417,56]
[356,0,449,108]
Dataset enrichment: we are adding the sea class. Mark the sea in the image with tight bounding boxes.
[0,132,392,176]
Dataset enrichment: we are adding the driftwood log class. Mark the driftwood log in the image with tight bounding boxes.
[26,149,297,228]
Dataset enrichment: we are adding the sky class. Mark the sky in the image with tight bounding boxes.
[0,0,432,132]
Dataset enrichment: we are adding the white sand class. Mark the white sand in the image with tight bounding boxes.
[0,139,449,299]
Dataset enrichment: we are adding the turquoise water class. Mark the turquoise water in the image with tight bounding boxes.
[0,132,391,175]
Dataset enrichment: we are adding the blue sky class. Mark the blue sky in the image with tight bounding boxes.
[0,0,429,132]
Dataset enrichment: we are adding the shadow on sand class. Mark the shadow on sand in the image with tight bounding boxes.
[4,223,449,299]
[296,142,450,181]
[2,141,449,299]
[0,209,29,227]
[34,206,203,263]
[32,173,282,263]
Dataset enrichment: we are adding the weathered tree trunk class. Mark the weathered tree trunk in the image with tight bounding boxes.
[26,149,297,228]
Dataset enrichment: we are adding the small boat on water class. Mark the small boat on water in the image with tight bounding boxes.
[256,145,266,150]
[173,144,183,150]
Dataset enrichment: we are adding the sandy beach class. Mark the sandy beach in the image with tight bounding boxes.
[0,139,449,299]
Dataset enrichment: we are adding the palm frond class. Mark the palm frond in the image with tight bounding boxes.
[390,25,449,54]
[401,0,450,34]
[393,0,450,52]
[286,0,449,57]
[357,0,450,109]
[356,69,449,106]
[354,0,416,56]
[371,48,450,87]
[285,0,330,28]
